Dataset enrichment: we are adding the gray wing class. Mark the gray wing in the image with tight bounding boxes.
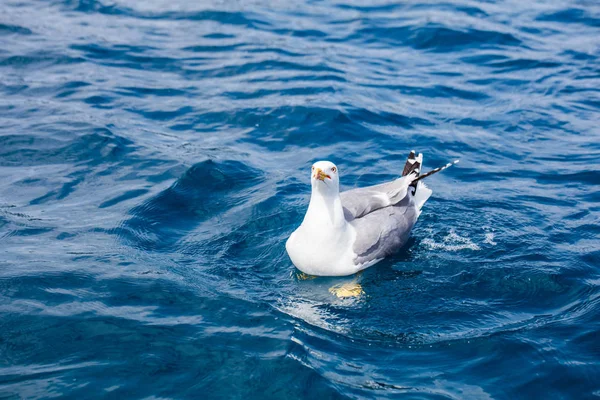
[340,174,415,221]
[350,195,418,266]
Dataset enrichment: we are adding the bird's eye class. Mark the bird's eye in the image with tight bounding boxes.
[331,167,336,173]
[312,166,314,170]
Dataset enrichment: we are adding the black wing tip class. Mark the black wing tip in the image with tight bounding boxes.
[402,151,421,178]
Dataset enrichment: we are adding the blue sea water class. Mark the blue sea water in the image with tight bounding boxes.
[1,0,599,398]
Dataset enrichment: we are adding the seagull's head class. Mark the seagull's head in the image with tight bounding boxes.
[311,161,340,195]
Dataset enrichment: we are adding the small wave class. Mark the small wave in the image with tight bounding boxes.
[113,159,263,251]
[353,24,521,52]
[0,128,134,168]
[422,229,481,251]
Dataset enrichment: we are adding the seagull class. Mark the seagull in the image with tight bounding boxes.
[286,151,458,277]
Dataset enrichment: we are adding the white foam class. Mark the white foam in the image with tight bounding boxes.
[422,229,481,251]
[484,232,497,246]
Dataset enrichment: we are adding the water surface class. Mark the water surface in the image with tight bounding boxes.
[1,0,599,398]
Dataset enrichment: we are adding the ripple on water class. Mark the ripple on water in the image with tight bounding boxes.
[113,159,264,251]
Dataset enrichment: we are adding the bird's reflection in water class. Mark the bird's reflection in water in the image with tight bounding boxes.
[328,281,364,298]
[295,270,365,298]
[295,271,317,281]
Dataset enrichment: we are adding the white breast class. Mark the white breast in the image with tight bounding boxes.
[286,220,358,276]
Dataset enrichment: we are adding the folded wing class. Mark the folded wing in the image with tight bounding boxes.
[340,174,416,221]
[350,195,418,267]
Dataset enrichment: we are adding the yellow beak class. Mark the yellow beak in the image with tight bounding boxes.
[314,168,330,181]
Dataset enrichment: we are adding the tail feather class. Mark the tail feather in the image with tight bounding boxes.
[402,150,419,177]
[402,150,422,191]
[413,181,432,213]
[402,152,459,213]
[414,160,460,183]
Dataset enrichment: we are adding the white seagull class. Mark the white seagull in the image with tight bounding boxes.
[286,151,458,276]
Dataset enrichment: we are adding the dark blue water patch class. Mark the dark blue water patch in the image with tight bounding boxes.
[460,53,511,66]
[70,43,157,60]
[83,95,114,106]
[246,71,347,83]
[534,170,600,185]
[335,2,404,13]
[70,43,181,72]
[64,0,271,30]
[0,24,33,36]
[411,25,523,52]
[351,24,522,51]
[62,0,124,15]
[223,86,337,100]
[98,189,150,209]
[125,105,195,121]
[159,10,269,28]
[358,82,491,101]
[181,42,244,53]
[223,106,435,151]
[203,33,236,39]
[113,159,263,252]
[0,129,134,167]
[56,232,77,240]
[561,49,597,61]
[0,82,30,96]
[186,59,345,80]
[116,86,189,98]
[54,81,93,99]
[405,2,490,18]
[489,58,563,73]
[0,54,85,68]
[269,28,328,39]
[29,176,85,205]
[5,227,55,237]
[536,8,600,27]
[0,274,341,398]
[185,191,303,265]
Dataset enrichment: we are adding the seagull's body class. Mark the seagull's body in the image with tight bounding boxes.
[286,152,457,277]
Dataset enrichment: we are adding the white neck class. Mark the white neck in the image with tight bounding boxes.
[287,183,357,276]
[303,188,346,229]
